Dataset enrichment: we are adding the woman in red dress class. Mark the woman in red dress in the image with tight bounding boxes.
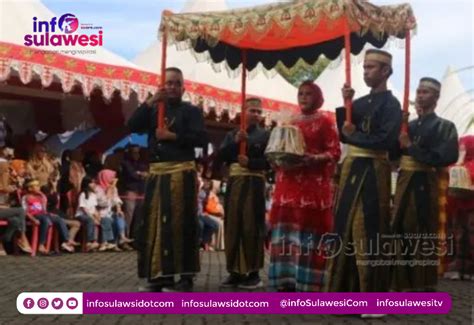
[269,81,341,292]
[446,135,474,280]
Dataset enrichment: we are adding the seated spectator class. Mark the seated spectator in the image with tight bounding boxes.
[41,183,81,248]
[0,147,32,255]
[0,205,32,255]
[58,149,72,213]
[69,149,86,194]
[22,179,74,254]
[96,169,133,251]
[197,177,218,251]
[75,177,100,252]
[48,153,61,191]
[10,158,27,192]
[26,144,55,187]
[205,180,225,251]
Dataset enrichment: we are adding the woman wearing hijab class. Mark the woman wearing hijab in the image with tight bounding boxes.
[96,169,133,251]
[268,80,341,292]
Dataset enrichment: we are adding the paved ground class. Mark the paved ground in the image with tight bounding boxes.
[0,251,472,325]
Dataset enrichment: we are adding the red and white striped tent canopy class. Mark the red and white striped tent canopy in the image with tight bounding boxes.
[0,0,298,142]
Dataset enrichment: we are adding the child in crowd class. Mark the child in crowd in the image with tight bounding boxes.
[75,177,100,252]
[41,183,81,248]
[22,179,75,253]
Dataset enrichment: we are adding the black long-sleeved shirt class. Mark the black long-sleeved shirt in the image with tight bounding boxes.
[121,159,148,193]
[127,101,208,163]
[217,125,270,171]
[336,90,402,155]
[405,112,459,167]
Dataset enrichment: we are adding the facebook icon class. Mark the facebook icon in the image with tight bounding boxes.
[23,298,34,309]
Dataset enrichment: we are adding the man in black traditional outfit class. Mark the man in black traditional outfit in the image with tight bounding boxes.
[327,50,402,314]
[391,77,459,292]
[216,97,270,290]
[128,67,208,292]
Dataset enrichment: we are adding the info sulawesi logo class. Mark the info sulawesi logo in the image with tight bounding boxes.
[58,14,79,33]
[24,13,103,47]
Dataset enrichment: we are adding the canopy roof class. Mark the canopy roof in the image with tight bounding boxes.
[159,0,416,70]
[134,0,299,119]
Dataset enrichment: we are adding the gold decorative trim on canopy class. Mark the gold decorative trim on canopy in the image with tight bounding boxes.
[159,0,416,50]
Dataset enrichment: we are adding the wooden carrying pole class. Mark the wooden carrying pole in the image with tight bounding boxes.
[239,50,248,155]
[402,30,411,133]
[344,26,352,123]
[158,26,168,129]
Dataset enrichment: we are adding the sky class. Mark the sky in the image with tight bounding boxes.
[41,0,473,93]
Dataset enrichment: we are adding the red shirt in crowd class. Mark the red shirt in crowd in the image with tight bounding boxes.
[22,192,47,216]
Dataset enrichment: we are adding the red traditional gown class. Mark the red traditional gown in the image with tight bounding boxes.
[269,110,341,291]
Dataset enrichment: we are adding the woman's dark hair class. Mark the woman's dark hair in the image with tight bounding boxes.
[200,179,211,208]
[61,149,72,165]
[80,176,94,200]
[23,178,33,191]
[41,184,52,195]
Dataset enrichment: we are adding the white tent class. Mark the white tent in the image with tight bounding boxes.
[132,0,298,120]
[316,51,411,114]
[437,66,473,136]
[181,0,228,13]
[316,55,370,112]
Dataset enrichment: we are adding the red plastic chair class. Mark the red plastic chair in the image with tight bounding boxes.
[20,190,53,256]
[45,223,54,253]
[66,190,78,218]
[25,214,53,257]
